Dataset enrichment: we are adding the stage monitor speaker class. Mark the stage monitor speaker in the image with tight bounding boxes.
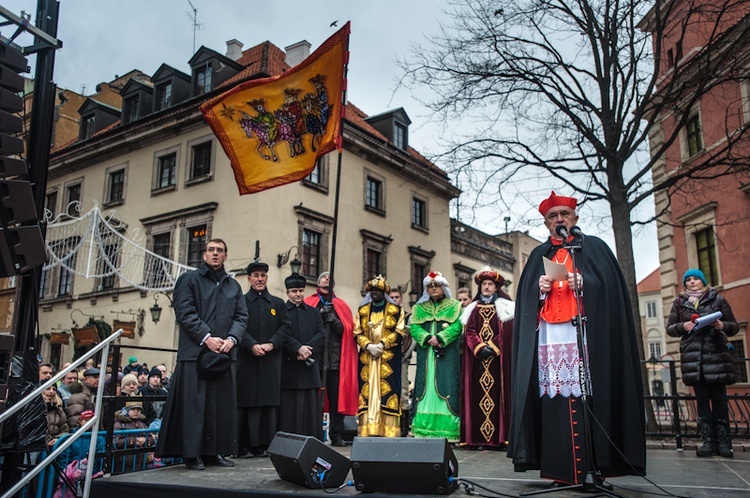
[350,437,459,495]
[268,431,350,489]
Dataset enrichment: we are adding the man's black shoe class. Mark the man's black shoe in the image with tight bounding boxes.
[253,450,269,458]
[331,436,346,447]
[236,448,254,458]
[185,457,205,470]
[207,455,235,467]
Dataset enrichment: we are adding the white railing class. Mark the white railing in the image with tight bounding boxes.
[0,328,123,498]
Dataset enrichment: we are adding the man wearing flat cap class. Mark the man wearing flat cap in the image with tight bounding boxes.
[236,260,290,458]
[66,367,100,429]
[354,275,405,437]
[507,191,646,487]
[304,271,358,447]
[156,238,248,471]
[278,273,326,439]
[460,268,514,449]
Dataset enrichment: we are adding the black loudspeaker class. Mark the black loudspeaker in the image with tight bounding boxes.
[343,415,357,442]
[350,437,459,494]
[268,431,350,489]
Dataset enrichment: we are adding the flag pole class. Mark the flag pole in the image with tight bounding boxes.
[327,25,350,295]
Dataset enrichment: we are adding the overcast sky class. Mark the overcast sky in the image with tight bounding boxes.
[5,0,660,281]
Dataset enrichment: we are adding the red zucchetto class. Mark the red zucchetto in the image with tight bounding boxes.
[538,191,577,215]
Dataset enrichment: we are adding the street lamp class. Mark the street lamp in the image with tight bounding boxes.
[149,292,173,324]
[278,245,301,273]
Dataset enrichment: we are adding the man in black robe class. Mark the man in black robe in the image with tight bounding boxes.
[236,261,290,458]
[507,191,646,487]
[156,238,248,471]
[279,273,326,439]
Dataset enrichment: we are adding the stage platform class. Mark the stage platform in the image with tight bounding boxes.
[91,445,750,497]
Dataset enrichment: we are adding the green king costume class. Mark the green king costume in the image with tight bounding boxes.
[410,271,462,441]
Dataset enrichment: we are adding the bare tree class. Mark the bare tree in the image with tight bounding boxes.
[400,0,750,430]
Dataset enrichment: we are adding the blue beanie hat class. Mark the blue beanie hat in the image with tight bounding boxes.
[682,268,707,286]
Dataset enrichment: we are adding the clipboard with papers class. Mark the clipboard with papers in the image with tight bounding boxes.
[693,311,722,331]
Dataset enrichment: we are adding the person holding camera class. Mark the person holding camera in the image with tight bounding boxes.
[304,271,358,447]
[278,273,326,439]
[409,271,463,441]
[354,275,405,437]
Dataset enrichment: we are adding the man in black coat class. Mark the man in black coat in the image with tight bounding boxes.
[236,261,291,458]
[279,273,326,439]
[156,238,248,471]
[507,191,646,488]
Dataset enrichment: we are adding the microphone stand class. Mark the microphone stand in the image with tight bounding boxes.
[523,234,627,498]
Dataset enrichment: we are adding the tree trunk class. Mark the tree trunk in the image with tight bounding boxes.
[609,184,658,433]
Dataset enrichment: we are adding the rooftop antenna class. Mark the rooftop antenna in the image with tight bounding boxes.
[186,0,203,54]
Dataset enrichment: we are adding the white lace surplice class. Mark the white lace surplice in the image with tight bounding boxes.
[538,320,589,398]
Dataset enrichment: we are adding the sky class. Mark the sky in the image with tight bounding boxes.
[4,0,660,281]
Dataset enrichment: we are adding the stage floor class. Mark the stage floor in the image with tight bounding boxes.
[91,445,750,497]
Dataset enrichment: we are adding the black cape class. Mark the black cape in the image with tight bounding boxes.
[507,235,646,477]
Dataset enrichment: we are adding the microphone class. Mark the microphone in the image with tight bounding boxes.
[570,226,584,238]
[555,225,569,238]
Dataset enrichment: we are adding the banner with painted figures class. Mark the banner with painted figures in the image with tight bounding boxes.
[200,22,350,194]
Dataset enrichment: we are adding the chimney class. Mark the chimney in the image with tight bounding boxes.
[226,39,244,61]
[284,40,311,68]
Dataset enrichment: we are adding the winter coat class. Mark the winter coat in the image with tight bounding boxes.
[112,410,155,474]
[45,395,69,447]
[667,287,738,385]
[65,382,94,429]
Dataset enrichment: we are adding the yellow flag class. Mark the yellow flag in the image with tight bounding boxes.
[200,22,350,194]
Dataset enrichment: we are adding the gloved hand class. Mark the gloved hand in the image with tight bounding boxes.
[477,346,495,361]
[366,343,384,358]
[321,303,335,322]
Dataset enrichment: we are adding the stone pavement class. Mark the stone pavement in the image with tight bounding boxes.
[93,444,750,497]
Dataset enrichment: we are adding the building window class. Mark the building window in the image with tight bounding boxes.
[302,229,321,278]
[366,249,382,281]
[158,153,177,188]
[308,160,321,184]
[365,176,383,212]
[302,157,329,194]
[728,339,747,384]
[195,63,212,95]
[145,232,171,287]
[394,122,407,150]
[188,140,213,182]
[39,267,50,298]
[412,263,426,298]
[646,301,658,318]
[156,82,172,111]
[123,95,139,124]
[648,341,662,361]
[66,183,81,216]
[361,229,392,287]
[45,191,57,219]
[58,265,73,296]
[409,245,435,301]
[412,196,427,229]
[107,170,125,204]
[685,113,703,157]
[695,227,718,286]
[99,242,120,290]
[81,115,96,140]
[187,225,207,268]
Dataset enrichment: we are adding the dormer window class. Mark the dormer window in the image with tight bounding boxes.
[81,115,96,139]
[156,82,172,111]
[123,95,139,124]
[394,122,407,150]
[195,63,212,95]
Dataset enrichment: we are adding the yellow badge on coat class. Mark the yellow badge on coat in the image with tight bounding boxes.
[271,309,277,316]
